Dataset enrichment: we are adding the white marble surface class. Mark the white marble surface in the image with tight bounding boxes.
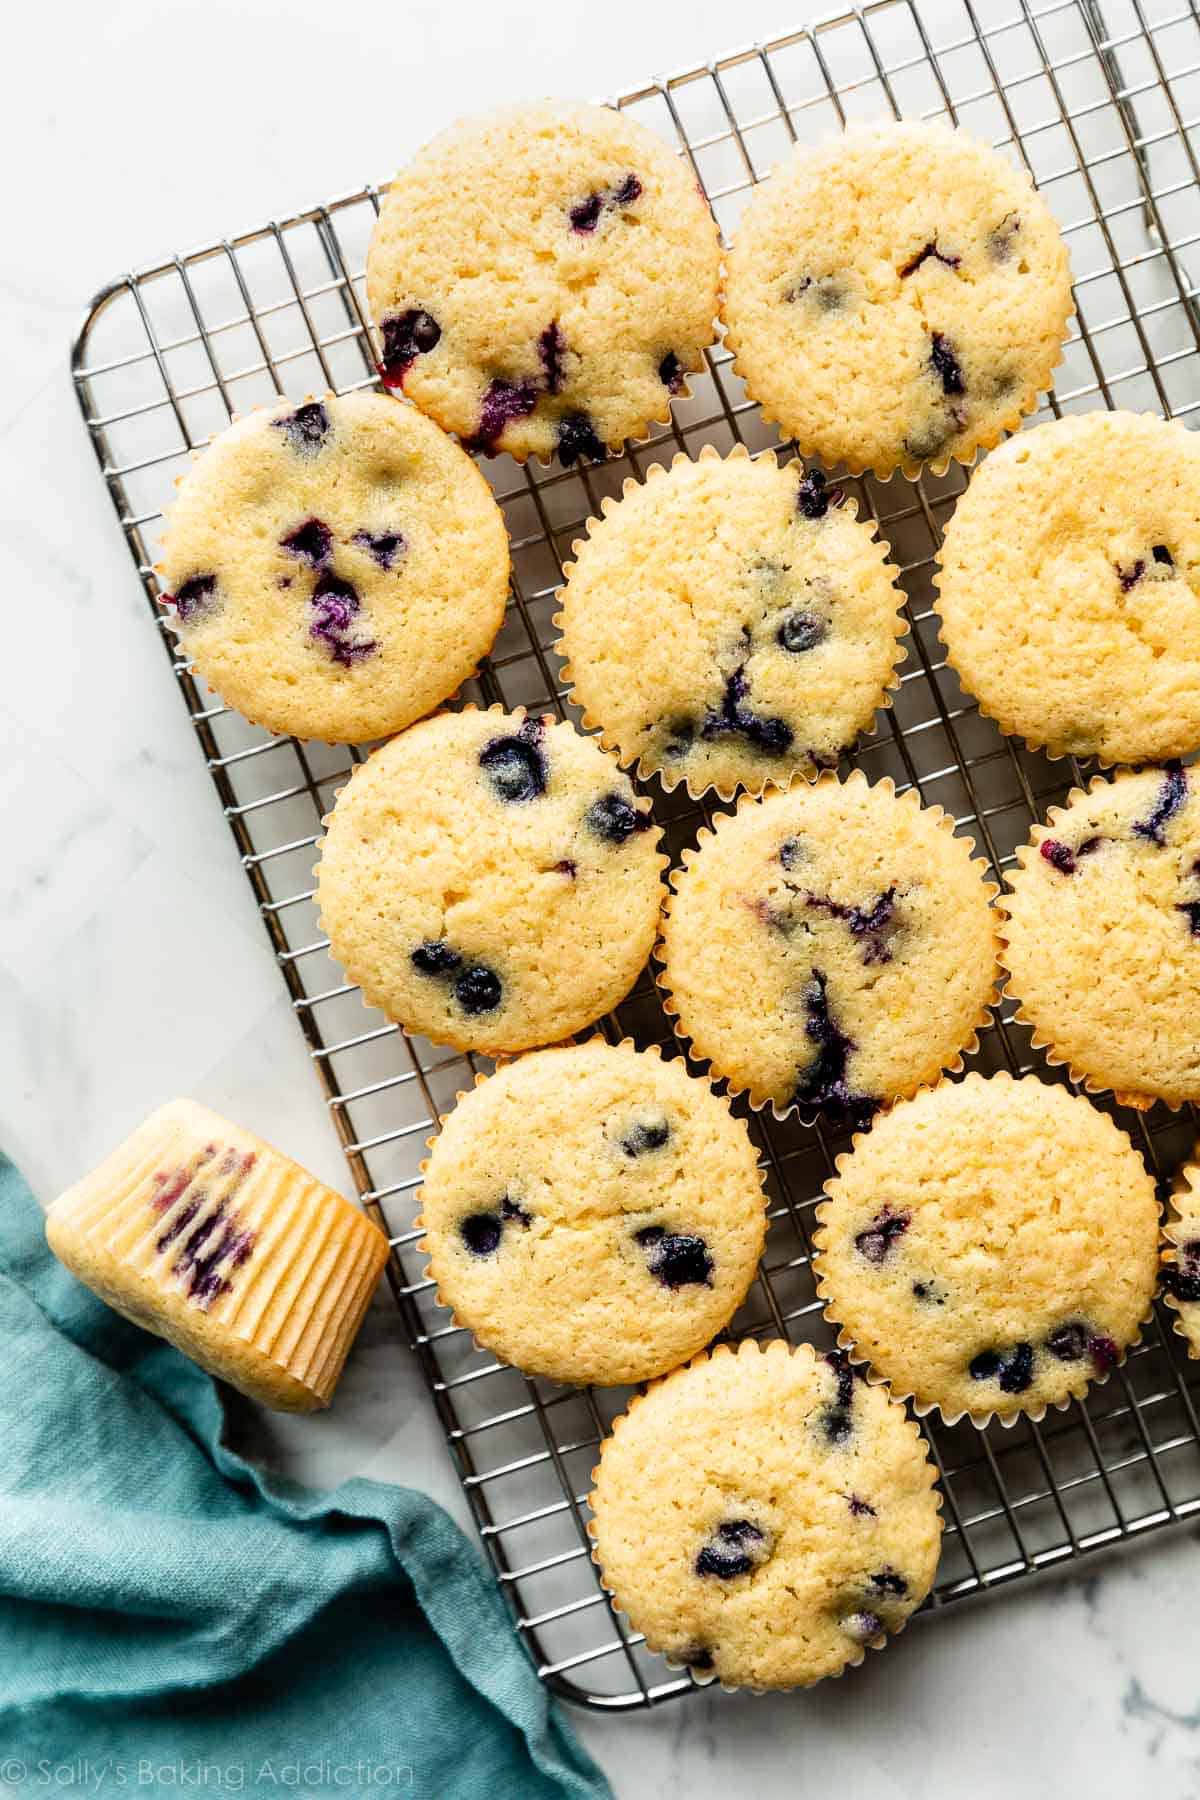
[2,0,1199,1794]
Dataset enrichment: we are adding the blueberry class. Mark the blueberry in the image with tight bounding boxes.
[1089,1333,1120,1373]
[272,401,331,454]
[822,1348,857,1446]
[351,528,406,570]
[557,411,606,467]
[1153,544,1175,568]
[695,1520,766,1580]
[554,858,577,879]
[460,1212,502,1257]
[988,212,1020,262]
[912,1280,946,1306]
[1039,835,1102,875]
[411,940,462,976]
[797,469,841,520]
[635,1225,713,1289]
[170,573,218,623]
[501,1195,532,1227]
[777,610,827,654]
[969,1349,1002,1382]
[1046,1321,1088,1362]
[1174,899,1200,936]
[778,836,805,871]
[453,964,503,1014]
[1133,762,1187,846]
[840,1610,882,1643]
[470,378,540,453]
[680,1645,714,1671]
[379,310,441,387]
[970,1343,1034,1393]
[309,572,377,666]
[621,1116,670,1156]
[658,351,686,394]
[701,669,794,759]
[899,240,961,277]
[868,1569,908,1597]
[538,321,567,396]
[569,191,604,233]
[930,332,966,396]
[613,173,642,206]
[847,1494,877,1517]
[854,1207,911,1265]
[1117,558,1146,593]
[586,790,652,844]
[793,971,877,1127]
[1164,1239,1200,1303]
[280,516,333,567]
[479,719,547,804]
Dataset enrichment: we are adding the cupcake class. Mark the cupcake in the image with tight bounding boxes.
[556,447,906,799]
[366,100,721,463]
[157,391,510,744]
[417,1039,766,1386]
[45,1100,389,1412]
[1163,1156,1200,1357]
[935,412,1200,765]
[588,1338,942,1690]
[813,1074,1161,1425]
[721,121,1072,479]
[1001,764,1200,1110]
[315,707,666,1054]
[658,771,999,1123]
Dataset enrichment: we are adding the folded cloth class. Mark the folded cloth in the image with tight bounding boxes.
[0,1153,610,1800]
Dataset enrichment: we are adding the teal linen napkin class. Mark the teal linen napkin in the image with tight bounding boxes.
[0,1152,611,1800]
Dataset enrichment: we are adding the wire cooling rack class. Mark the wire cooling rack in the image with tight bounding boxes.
[72,0,1200,1714]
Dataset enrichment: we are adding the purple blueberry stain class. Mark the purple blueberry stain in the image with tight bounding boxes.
[1044,1323,1119,1374]
[662,716,695,762]
[1177,899,1200,936]
[793,971,877,1127]
[988,211,1021,262]
[784,274,846,312]
[554,858,577,879]
[695,1520,768,1579]
[470,378,540,454]
[620,1115,670,1156]
[309,571,377,667]
[272,401,331,455]
[847,1494,877,1518]
[821,1348,857,1447]
[169,573,218,625]
[379,309,441,388]
[658,351,686,395]
[557,411,607,467]
[538,321,567,396]
[797,468,843,520]
[778,837,805,871]
[585,790,652,844]
[1116,558,1146,593]
[854,1206,912,1265]
[280,516,333,568]
[480,718,548,804]
[1132,762,1187,847]
[352,528,406,570]
[172,1197,257,1309]
[930,332,966,397]
[635,1225,714,1289]
[804,887,899,966]
[899,240,962,277]
[1039,836,1102,876]
[840,1610,883,1643]
[1164,1238,1200,1303]
[612,173,642,206]
[702,668,794,758]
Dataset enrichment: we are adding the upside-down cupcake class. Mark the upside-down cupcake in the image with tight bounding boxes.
[157,391,510,743]
[45,1100,389,1412]
[813,1074,1160,1425]
[367,100,721,463]
[589,1338,942,1690]
[721,121,1072,479]
[316,707,666,1055]
[417,1039,766,1386]
[658,771,999,1124]
[557,446,906,798]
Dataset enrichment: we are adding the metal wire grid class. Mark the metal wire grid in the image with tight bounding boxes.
[70,0,1200,1713]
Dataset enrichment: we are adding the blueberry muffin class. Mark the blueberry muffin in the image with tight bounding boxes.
[316,707,666,1054]
[557,447,906,798]
[813,1074,1160,1424]
[45,1100,389,1412]
[1001,765,1200,1110]
[417,1039,766,1385]
[588,1338,942,1690]
[1163,1156,1200,1357]
[936,412,1200,764]
[157,392,509,743]
[721,122,1072,479]
[366,100,721,463]
[658,771,999,1122]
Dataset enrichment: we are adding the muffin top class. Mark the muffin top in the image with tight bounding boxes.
[721,122,1072,478]
[1163,1156,1200,1358]
[936,412,1200,765]
[158,391,509,743]
[658,772,999,1118]
[316,708,666,1053]
[589,1338,942,1690]
[366,100,721,463]
[418,1039,766,1386]
[1002,765,1200,1109]
[558,448,906,797]
[814,1074,1160,1423]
